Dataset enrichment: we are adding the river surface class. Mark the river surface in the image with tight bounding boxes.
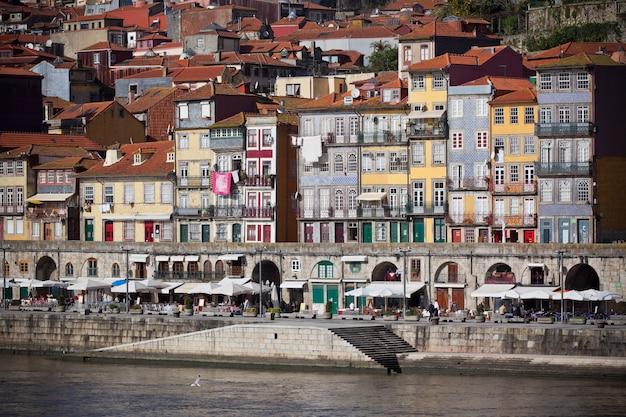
[1,353,625,417]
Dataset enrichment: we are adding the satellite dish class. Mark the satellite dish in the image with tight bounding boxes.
[351,89,360,99]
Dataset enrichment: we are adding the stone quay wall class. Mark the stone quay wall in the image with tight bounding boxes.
[1,314,624,369]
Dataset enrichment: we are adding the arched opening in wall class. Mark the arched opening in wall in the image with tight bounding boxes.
[252,260,280,287]
[371,261,399,282]
[565,263,599,291]
[485,263,516,285]
[434,262,464,311]
[36,256,57,281]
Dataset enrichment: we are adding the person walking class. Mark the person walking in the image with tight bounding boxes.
[433,300,440,317]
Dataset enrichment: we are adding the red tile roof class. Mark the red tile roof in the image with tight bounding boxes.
[0,66,42,77]
[78,41,132,53]
[407,53,478,71]
[0,132,105,152]
[2,144,93,159]
[490,87,537,105]
[34,156,101,170]
[462,76,534,92]
[525,42,626,68]
[52,101,115,121]
[125,87,182,113]
[175,82,244,101]
[400,19,497,41]
[78,141,174,177]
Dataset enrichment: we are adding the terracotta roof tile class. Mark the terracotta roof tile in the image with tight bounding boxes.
[175,82,243,101]
[407,53,477,71]
[53,101,115,121]
[125,87,181,113]
[79,41,132,52]
[33,156,100,170]
[461,76,534,92]
[78,141,174,178]
[0,132,105,152]
[209,112,246,128]
[536,52,625,69]
[490,87,537,105]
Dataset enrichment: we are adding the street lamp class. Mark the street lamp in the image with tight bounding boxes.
[2,246,9,310]
[121,247,131,312]
[557,249,566,323]
[258,246,267,315]
[399,247,411,318]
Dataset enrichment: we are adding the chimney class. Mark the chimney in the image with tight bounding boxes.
[103,148,123,167]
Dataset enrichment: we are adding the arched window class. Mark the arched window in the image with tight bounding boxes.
[317,260,334,278]
[65,262,74,277]
[188,262,199,279]
[334,154,344,173]
[215,260,225,280]
[112,263,120,277]
[335,189,344,211]
[348,153,357,172]
[203,260,212,280]
[87,258,98,277]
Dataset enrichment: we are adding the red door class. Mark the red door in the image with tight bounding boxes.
[104,221,114,241]
[524,230,534,243]
[452,288,465,310]
[452,229,462,242]
[263,225,271,242]
[436,288,448,311]
[145,221,154,242]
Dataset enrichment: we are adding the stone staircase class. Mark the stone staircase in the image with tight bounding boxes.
[330,326,417,373]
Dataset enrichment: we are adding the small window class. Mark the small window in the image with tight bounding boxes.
[65,262,74,277]
[291,259,301,272]
[19,260,28,273]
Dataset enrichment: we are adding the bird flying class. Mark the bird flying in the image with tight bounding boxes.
[191,375,201,387]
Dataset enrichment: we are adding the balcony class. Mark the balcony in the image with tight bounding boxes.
[176,205,273,219]
[490,181,537,195]
[153,271,227,281]
[243,175,274,187]
[492,214,537,228]
[405,202,447,216]
[26,207,67,219]
[535,122,593,137]
[0,204,24,214]
[446,176,489,191]
[534,161,592,176]
[446,213,492,226]
[298,205,408,219]
[407,120,447,138]
[356,130,408,144]
[177,176,211,188]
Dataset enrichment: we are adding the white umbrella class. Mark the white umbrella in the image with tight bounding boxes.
[0,280,18,288]
[138,279,170,289]
[211,280,252,296]
[271,284,280,307]
[41,280,69,288]
[345,287,369,297]
[244,281,270,294]
[188,282,220,294]
[67,278,111,291]
[370,287,394,297]
[520,289,556,300]
[501,289,523,300]
[17,279,46,288]
[111,281,155,293]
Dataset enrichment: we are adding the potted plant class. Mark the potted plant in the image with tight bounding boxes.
[242,307,257,317]
[129,304,143,314]
[384,309,399,321]
[108,303,120,314]
[537,315,555,324]
[475,303,485,323]
[9,299,21,311]
[183,297,194,316]
[320,300,333,319]
[569,315,586,325]
[266,307,280,320]
[405,308,421,321]
[56,295,66,312]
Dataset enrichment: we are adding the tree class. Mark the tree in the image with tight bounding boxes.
[368,41,398,72]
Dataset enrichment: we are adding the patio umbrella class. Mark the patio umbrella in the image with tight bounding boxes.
[210,280,252,296]
[111,281,155,293]
[67,279,111,291]
[41,280,69,288]
[345,287,369,297]
[17,279,47,288]
[271,284,280,308]
[520,290,556,300]
[0,280,18,288]
[243,281,271,294]
[188,282,220,294]
[138,279,171,289]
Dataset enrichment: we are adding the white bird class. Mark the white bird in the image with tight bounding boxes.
[191,375,201,387]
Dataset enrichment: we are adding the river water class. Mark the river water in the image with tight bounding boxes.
[1,353,624,417]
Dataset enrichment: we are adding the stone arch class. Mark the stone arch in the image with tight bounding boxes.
[565,263,600,290]
[35,256,57,281]
[485,262,516,284]
[252,260,280,287]
[371,261,399,282]
[434,261,462,283]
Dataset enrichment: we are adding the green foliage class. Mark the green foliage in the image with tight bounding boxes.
[130,303,142,310]
[525,23,621,52]
[57,295,65,306]
[405,308,420,316]
[325,300,333,313]
[368,41,398,72]
[184,297,193,309]
[476,303,485,315]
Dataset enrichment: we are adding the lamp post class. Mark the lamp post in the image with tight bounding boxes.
[122,247,131,312]
[2,246,8,310]
[557,249,566,323]
[399,247,411,318]
[258,247,266,315]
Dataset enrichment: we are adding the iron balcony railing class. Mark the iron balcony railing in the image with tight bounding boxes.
[153,271,228,282]
[355,129,408,144]
[534,161,592,176]
[446,213,492,226]
[0,204,24,214]
[535,122,593,136]
[407,120,447,138]
[490,181,537,195]
[175,205,274,219]
[446,176,490,191]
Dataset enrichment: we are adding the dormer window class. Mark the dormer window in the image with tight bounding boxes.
[134,153,142,165]
[167,152,175,162]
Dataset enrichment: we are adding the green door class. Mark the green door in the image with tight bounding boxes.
[180,224,188,242]
[85,219,94,241]
[434,218,446,242]
[400,222,409,242]
[326,285,339,314]
[232,223,241,242]
[201,225,210,242]
[362,222,372,243]
[390,222,398,243]
[413,218,424,242]
[312,284,324,304]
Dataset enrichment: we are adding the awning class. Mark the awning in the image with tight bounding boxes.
[408,109,446,119]
[341,255,367,263]
[27,193,74,203]
[135,213,172,221]
[155,256,169,263]
[185,255,199,262]
[356,192,386,202]
[129,254,149,263]
[359,282,425,297]
[174,282,200,294]
[170,255,185,262]
[434,282,466,288]
[217,253,244,261]
[528,263,545,269]
[471,284,515,298]
[280,280,307,289]
[160,282,183,293]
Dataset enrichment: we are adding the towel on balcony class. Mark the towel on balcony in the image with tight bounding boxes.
[300,135,322,164]
[212,172,232,195]
[231,170,239,183]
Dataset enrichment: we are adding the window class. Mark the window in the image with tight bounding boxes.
[432,73,445,89]
[510,197,520,216]
[317,261,333,278]
[87,258,98,277]
[450,99,463,118]
[16,161,23,175]
[412,74,425,90]
[577,180,590,202]
[32,223,40,239]
[124,184,134,204]
[47,170,54,183]
[375,222,386,241]
[576,106,589,123]
[494,108,504,124]
[524,107,535,124]
[286,83,301,97]
[412,142,424,165]
[523,136,535,154]
[335,118,344,138]
[178,134,188,149]
[65,170,72,183]
[476,98,488,117]
[201,101,210,119]
[510,165,519,182]
[124,221,134,240]
[166,152,174,162]
[189,224,201,242]
[104,185,114,204]
[20,260,28,273]
[333,154,344,173]
[0,162,3,175]
[161,183,172,204]
[262,129,273,147]
[161,222,173,241]
[347,153,357,172]
[291,259,301,272]
[434,181,445,207]
[403,45,412,64]
[375,152,386,172]
[93,54,100,64]
[362,152,372,172]
[558,106,570,123]
[476,131,488,149]
[65,263,73,277]
[558,180,571,202]
[557,73,570,90]
[178,103,188,120]
[112,263,120,277]
[247,131,257,148]
[144,183,155,203]
[201,134,210,148]
[577,141,590,162]
[576,72,589,90]
[539,73,552,91]
[540,107,552,124]
[432,142,445,165]
[510,107,518,124]
[84,185,94,202]
[451,131,463,149]
[420,44,429,61]
[509,136,519,155]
